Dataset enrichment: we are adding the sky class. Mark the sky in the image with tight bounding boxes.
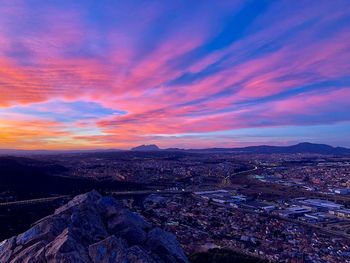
[0,0,350,150]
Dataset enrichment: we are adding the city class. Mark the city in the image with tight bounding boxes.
[0,0,350,262]
[1,145,350,262]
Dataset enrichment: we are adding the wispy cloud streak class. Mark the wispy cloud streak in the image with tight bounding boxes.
[0,0,349,148]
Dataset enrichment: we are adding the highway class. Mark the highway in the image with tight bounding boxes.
[0,190,191,209]
[0,165,258,207]
[109,189,192,196]
[2,185,348,242]
[224,165,258,180]
[0,195,70,208]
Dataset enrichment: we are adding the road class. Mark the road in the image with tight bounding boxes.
[0,189,191,208]
[224,165,258,180]
[110,189,192,196]
[0,195,70,208]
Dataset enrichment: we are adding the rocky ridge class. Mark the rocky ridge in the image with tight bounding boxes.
[0,190,189,263]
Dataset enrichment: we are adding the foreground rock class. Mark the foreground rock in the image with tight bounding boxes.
[0,191,189,263]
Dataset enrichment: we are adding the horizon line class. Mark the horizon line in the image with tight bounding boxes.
[0,141,348,153]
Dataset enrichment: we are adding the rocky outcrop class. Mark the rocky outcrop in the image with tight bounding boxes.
[0,190,189,263]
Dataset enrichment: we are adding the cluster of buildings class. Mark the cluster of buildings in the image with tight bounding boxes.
[44,152,245,187]
[32,152,350,262]
[194,190,276,213]
[261,161,350,195]
[278,198,343,218]
[133,189,350,263]
[194,190,350,224]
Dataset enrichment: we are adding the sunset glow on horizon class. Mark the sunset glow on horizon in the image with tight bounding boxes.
[0,0,350,150]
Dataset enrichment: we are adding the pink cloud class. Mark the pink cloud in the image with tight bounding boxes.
[0,1,349,148]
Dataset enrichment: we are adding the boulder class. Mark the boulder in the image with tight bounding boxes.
[127,246,157,263]
[88,235,127,263]
[55,190,102,215]
[45,228,91,263]
[0,237,16,262]
[10,241,46,263]
[146,228,188,263]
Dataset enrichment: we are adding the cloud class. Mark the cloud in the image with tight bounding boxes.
[0,0,349,148]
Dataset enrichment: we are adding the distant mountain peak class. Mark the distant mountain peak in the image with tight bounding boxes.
[131,144,160,151]
[295,142,329,147]
[296,142,313,146]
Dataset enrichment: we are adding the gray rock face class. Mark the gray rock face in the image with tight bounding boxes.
[0,191,189,263]
[88,235,127,263]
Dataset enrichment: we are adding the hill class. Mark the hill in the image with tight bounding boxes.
[1,142,349,156]
[0,157,142,198]
[131,144,160,151]
[0,191,189,263]
[238,142,350,154]
[184,142,350,155]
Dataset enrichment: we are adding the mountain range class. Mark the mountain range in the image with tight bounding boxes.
[185,142,350,155]
[1,142,349,156]
[134,142,350,155]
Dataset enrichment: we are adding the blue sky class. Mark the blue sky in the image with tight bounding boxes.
[0,0,349,149]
